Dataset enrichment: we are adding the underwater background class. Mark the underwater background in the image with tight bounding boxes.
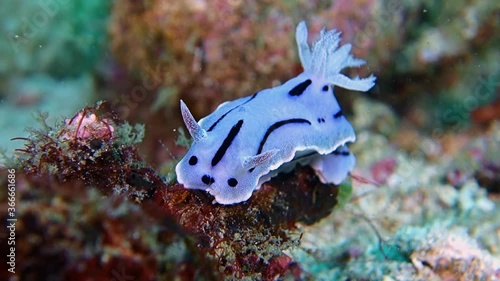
[0,0,499,280]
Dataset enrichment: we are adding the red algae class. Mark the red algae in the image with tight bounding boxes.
[0,174,220,281]
[7,103,341,280]
[14,102,157,202]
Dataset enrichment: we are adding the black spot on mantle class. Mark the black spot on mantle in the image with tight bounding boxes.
[289,79,312,96]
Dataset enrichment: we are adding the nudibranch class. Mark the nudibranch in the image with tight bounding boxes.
[175,21,376,204]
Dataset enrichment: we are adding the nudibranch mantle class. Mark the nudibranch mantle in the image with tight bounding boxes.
[175,21,376,204]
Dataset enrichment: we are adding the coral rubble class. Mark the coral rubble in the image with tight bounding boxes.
[288,99,500,280]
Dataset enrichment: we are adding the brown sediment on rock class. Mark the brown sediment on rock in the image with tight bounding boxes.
[109,0,300,118]
[471,97,500,126]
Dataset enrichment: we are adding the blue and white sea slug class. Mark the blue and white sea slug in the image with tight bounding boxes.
[175,21,376,204]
